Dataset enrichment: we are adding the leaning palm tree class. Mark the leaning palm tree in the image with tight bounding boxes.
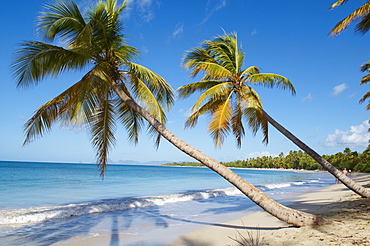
[11,0,330,226]
[178,32,370,198]
[360,61,370,110]
[328,0,370,36]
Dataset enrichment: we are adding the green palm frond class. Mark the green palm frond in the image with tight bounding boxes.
[90,91,117,176]
[114,81,143,144]
[183,47,215,77]
[360,61,370,73]
[128,62,174,110]
[247,73,296,95]
[38,0,86,42]
[205,33,243,73]
[177,81,221,98]
[329,1,370,36]
[12,41,89,87]
[244,107,268,144]
[23,75,98,145]
[241,66,260,76]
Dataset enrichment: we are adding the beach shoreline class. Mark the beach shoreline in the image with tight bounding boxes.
[171,172,370,246]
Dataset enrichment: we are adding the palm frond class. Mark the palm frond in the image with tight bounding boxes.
[361,74,370,85]
[359,91,370,110]
[37,0,86,42]
[329,2,370,36]
[184,99,221,128]
[208,93,233,147]
[247,73,296,95]
[89,90,117,176]
[192,82,231,111]
[128,62,174,110]
[116,98,144,145]
[183,47,215,77]
[232,96,245,148]
[360,61,370,73]
[244,107,268,144]
[23,75,97,145]
[12,41,89,87]
[177,81,221,99]
[241,66,260,76]
[329,0,350,10]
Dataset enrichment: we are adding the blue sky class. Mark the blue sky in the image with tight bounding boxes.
[0,0,369,164]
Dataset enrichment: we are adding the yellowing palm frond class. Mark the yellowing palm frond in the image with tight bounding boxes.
[177,81,221,99]
[128,62,174,110]
[231,97,245,148]
[192,82,231,111]
[329,1,370,36]
[208,93,233,147]
[247,73,296,95]
[184,99,221,128]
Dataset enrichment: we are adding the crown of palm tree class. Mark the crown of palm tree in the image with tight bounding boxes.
[178,32,295,148]
[11,0,174,175]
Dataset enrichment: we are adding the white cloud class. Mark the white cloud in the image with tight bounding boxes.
[323,121,369,147]
[251,28,257,36]
[125,0,156,22]
[167,22,184,43]
[200,0,227,24]
[330,83,348,97]
[302,93,313,102]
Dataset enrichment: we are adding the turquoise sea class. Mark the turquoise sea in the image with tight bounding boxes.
[0,161,334,245]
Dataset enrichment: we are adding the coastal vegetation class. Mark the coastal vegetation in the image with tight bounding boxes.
[163,146,370,173]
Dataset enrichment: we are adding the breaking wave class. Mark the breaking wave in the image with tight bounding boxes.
[0,179,321,225]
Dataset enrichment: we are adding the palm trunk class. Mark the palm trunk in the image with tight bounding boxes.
[112,81,330,226]
[262,110,370,198]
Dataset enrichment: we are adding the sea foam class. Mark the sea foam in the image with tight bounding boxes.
[0,179,320,225]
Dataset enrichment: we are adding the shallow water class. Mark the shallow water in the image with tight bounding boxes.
[0,161,333,245]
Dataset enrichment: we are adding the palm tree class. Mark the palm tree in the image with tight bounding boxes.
[360,61,370,110]
[328,0,370,36]
[11,0,330,226]
[178,32,370,198]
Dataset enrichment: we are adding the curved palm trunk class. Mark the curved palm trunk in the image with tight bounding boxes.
[112,81,330,226]
[262,110,370,198]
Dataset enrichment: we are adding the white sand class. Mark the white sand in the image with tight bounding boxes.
[171,173,370,246]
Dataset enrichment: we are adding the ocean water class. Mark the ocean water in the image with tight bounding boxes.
[0,161,333,245]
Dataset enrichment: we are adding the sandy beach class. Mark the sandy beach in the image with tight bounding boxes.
[171,173,370,246]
